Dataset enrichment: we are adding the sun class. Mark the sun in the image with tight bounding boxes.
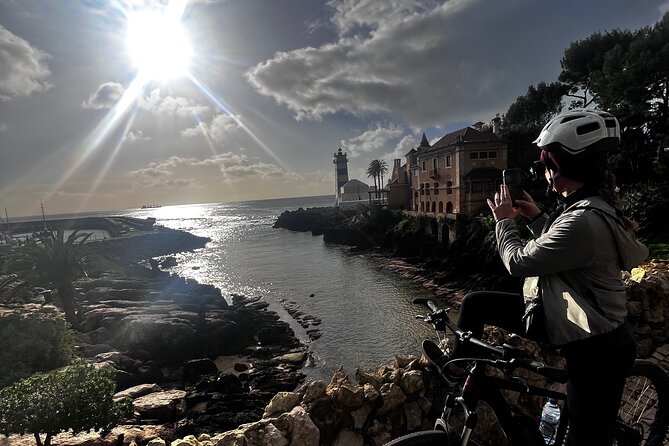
[125,9,193,81]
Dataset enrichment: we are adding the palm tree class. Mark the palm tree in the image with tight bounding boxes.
[378,159,389,190]
[367,160,381,199]
[13,229,91,328]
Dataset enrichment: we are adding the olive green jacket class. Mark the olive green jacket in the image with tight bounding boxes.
[496,196,648,346]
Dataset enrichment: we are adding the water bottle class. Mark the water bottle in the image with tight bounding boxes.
[539,398,561,445]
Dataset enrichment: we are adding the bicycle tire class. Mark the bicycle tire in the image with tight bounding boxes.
[615,360,669,446]
[384,430,451,446]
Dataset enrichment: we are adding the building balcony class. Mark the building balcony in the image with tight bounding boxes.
[429,169,440,178]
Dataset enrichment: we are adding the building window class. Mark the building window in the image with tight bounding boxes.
[433,182,439,194]
[472,181,482,193]
[488,151,497,159]
[445,155,452,167]
[484,181,495,192]
[432,158,438,169]
[479,152,488,159]
[465,183,470,193]
[446,181,453,194]
[422,160,427,171]
[425,183,430,194]
[469,152,479,160]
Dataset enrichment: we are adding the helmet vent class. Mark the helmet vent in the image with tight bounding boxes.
[560,115,582,123]
[604,119,617,128]
[576,122,600,135]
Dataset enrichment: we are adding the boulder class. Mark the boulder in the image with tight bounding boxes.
[114,383,162,402]
[263,392,300,418]
[133,389,187,422]
[182,358,219,382]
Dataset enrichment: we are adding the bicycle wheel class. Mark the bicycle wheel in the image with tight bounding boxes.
[615,360,669,446]
[384,430,451,446]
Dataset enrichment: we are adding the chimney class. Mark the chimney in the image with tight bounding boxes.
[472,121,484,131]
[491,116,501,135]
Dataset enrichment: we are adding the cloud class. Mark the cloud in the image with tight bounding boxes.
[0,25,51,101]
[182,113,241,144]
[81,84,210,118]
[247,0,654,128]
[128,153,302,189]
[124,130,151,143]
[391,134,418,160]
[0,123,7,133]
[81,82,126,109]
[328,0,439,36]
[139,89,210,117]
[341,123,405,157]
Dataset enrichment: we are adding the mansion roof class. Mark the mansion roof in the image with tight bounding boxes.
[418,126,502,155]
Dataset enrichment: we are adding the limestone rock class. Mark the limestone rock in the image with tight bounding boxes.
[300,380,327,404]
[399,370,424,395]
[378,383,406,415]
[114,383,162,401]
[354,368,383,389]
[133,389,188,422]
[404,400,423,431]
[287,405,319,446]
[350,403,372,429]
[263,392,300,418]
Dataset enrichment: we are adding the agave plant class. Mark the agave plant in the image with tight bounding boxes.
[0,274,32,304]
[12,230,92,329]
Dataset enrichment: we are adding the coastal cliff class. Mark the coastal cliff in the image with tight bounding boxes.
[274,206,517,298]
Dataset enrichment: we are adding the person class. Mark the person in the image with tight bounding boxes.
[452,109,647,446]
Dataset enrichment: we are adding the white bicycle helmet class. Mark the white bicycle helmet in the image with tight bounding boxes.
[533,108,620,155]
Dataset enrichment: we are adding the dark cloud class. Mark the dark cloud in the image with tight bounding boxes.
[0,25,51,101]
[247,0,666,127]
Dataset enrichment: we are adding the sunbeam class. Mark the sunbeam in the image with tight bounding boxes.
[188,74,289,170]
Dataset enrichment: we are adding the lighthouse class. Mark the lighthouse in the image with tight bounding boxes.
[333,147,349,207]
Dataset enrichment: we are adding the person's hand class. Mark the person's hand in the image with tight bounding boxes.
[487,187,543,222]
[487,184,517,222]
[513,191,542,221]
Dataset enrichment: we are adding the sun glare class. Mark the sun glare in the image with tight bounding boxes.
[126,10,192,81]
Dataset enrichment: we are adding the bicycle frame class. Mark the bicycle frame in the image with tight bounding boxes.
[387,299,669,446]
[415,298,569,445]
[436,360,567,445]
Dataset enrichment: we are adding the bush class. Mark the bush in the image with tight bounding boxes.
[620,182,669,237]
[0,306,73,388]
[0,362,131,446]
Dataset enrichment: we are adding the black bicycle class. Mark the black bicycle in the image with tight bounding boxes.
[385,298,669,446]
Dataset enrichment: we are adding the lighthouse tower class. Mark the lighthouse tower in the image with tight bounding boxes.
[333,147,349,206]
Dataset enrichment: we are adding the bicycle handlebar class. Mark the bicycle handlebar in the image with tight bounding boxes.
[413,298,568,383]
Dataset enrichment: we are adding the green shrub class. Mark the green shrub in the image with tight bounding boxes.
[0,307,73,388]
[0,362,131,446]
[620,182,669,238]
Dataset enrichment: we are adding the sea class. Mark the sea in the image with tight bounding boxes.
[44,195,441,381]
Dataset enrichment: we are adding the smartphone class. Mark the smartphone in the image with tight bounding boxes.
[503,168,523,205]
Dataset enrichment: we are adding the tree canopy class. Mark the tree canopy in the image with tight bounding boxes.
[503,12,669,184]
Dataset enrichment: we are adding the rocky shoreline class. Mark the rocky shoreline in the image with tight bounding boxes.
[4,226,310,445]
[4,215,669,446]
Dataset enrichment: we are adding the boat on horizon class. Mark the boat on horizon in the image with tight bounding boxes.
[140,204,162,209]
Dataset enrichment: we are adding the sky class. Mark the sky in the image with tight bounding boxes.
[1,0,668,217]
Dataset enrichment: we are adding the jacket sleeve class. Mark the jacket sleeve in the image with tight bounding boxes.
[495,212,600,277]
